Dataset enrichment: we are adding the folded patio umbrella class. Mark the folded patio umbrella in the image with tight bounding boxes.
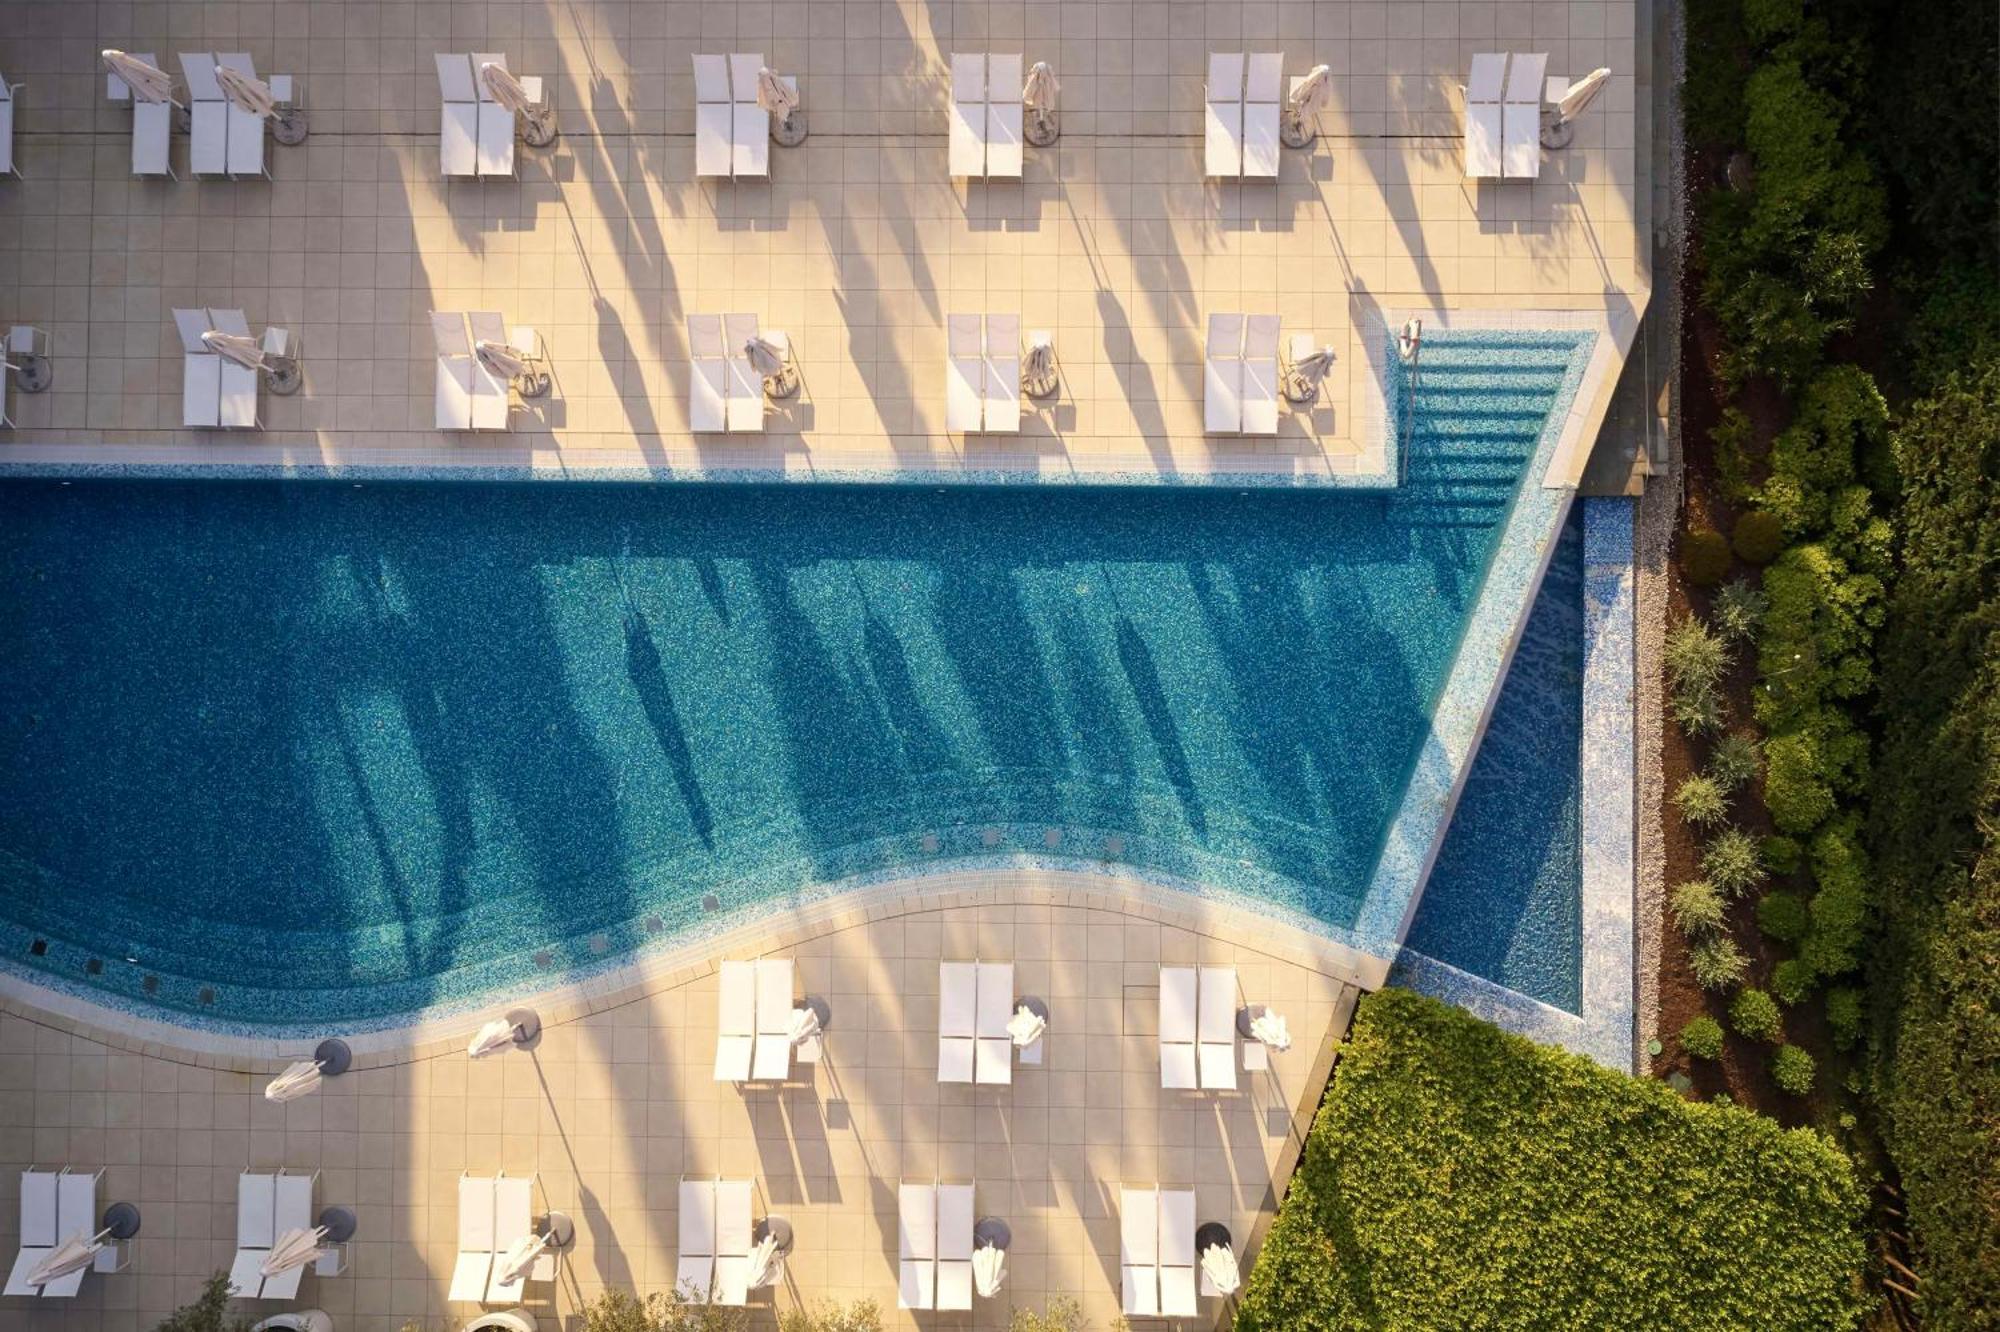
[972,1242,1006,1298]
[1021,338,1057,390]
[1287,63,1332,118]
[755,67,798,121]
[26,1231,105,1288]
[475,340,532,382]
[202,329,267,371]
[1006,1005,1047,1048]
[1200,1242,1242,1296]
[102,51,174,105]
[1555,67,1611,123]
[1249,1010,1292,1052]
[1022,61,1059,111]
[466,1016,520,1059]
[1288,345,1338,397]
[744,335,788,378]
[787,1004,821,1047]
[215,63,280,120]
[260,1226,326,1278]
[495,1231,551,1286]
[479,61,536,115]
[265,1059,323,1103]
[745,1233,783,1289]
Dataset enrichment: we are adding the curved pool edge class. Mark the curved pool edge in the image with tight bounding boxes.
[0,866,1391,1068]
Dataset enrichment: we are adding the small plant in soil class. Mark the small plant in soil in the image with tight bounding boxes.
[1702,828,1766,897]
[1670,879,1727,937]
[1689,935,1749,992]
[1755,890,1811,944]
[1769,1044,1816,1096]
[1771,958,1818,1006]
[1674,774,1731,828]
[1680,1015,1725,1060]
[1730,988,1784,1042]
[1704,732,1763,792]
[1710,577,1770,642]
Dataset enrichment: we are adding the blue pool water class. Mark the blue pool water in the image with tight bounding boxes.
[1405,505,1585,1012]
[0,335,1591,1031]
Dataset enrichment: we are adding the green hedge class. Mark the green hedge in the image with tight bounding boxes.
[1234,989,1868,1332]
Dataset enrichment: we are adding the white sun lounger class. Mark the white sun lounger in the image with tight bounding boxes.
[897,1183,974,1310]
[945,313,1021,433]
[486,1175,551,1303]
[753,955,795,1081]
[1206,53,1282,178]
[693,54,784,179]
[1197,966,1239,1090]
[4,1169,105,1298]
[228,1170,316,1300]
[1502,52,1548,178]
[107,54,175,178]
[0,74,20,178]
[1164,966,1239,1090]
[1203,312,1281,435]
[431,311,513,431]
[974,961,1014,1085]
[1159,966,1199,1090]
[713,958,756,1080]
[948,54,1024,179]
[678,1178,753,1306]
[173,307,262,429]
[449,1174,496,1303]
[181,54,283,179]
[714,957,798,1083]
[687,313,768,433]
[437,53,532,178]
[1121,1187,1196,1318]
[936,962,1016,1084]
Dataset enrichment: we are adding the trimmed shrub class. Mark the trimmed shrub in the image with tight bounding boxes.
[1674,775,1730,829]
[1689,935,1750,992]
[1770,1044,1817,1096]
[1706,731,1764,791]
[1800,817,1871,978]
[1763,834,1804,875]
[1756,890,1811,944]
[1682,527,1733,586]
[1665,618,1732,736]
[1671,680,1729,736]
[582,1290,744,1332]
[1681,1015,1726,1061]
[1759,366,1889,544]
[1712,405,1761,503]
[1772,958,1818,1006]
[1730,988,1783,1042]
[1763,731,1838,833]
[778,1302,883,1332]
[1233,989,1867,1332]
[1823,988,1862,1052]
[1005,1300,1085,1332]
[1703,828,1766,898]
[1755,544,1884,738]
[155,1274,250,1332]
[1732,510,1785,565]
[1671,880,1727,938]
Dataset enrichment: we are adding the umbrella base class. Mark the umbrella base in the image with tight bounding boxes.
[12,354,52,394]
[1025,111,1059,148]
[753,1215,795,1257]
[313,1038,352,1076]
[974,1217,1012,1251]
[1196,1222,1233,1253]
[273,108,309,147]
[266,360,304,397]
[1540,115,1575,150]
[762,363,801,399]
[102,1202,143,1241]
[523,109,559,150]
[1022,365,1060,399]
[1280,115,1316,150]
[317,1206,357,1243]
[518,369,553,400]
[1281,372,1321,405]
[1235,1004,1269,1039]
[771,110,808,148]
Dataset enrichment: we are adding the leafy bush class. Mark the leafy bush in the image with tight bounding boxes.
[1671,879,1727,938]
[1681,1015,1726,1061]
[1730,988,1783,1042]
[1822,987,1862,1052]
[581,1290,744,1332]
[1233,989,1867,1332]
[1671,679,1729,736]
[1763,730,1838,833]
[1800,816,1871,979]
[1006,1299,1086,1332]
[1702,827,1766,898]
[1712,405,1761,503]
[1756,545,1884,739]
[1682,528,1733,586]
[1705,731,1763,791]
[778,1301,882,1332]
[1756,890,1811,944]
[1711,580,1770,646]
[1732,511,1785,565]
[1689,935,1750,992]
[1770,1044,1817,1096]
[1674,775,1730,829]
[1763,834,1804,875]
[1666,617,1732,736]
[154,1275,250,1332]
[1772,958,1818,1006]
[1758,366,1889,549]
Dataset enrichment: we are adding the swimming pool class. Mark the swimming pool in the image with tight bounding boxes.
[0,334,1593,1031]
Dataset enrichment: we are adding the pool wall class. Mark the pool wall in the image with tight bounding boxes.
[1391,498,1636,1070]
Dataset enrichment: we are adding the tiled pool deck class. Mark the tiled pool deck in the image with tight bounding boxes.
[0,873,1359,1332]
[0,0,1644,486]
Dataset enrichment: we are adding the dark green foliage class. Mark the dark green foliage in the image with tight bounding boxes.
[1713,406,1762,504]
[1730,988,1784,1042]
[1732,510,1785,565]
[1758,367,1889,556]
[1800,816,1871,979]
[1682,1015,1726,1061]
[1763,834,1804,875]
[1233,989,1867,1332]
[1706,732,1763,792]
[1755,545,1883,739]
[154,1275,250,1332]
[1711,580,1770,647]
[1703,827,1766,898]
[1682,527,1733,587]
[1690,935,1750,992]
[1757,890,1811,944]
[1823,988,1863,1052]
[1770,1044,1817,1096]
[1866,359,2000,1326]
[1763,730,1838,834]
[777,1301,883,1332]
[1772,958,1818,1007]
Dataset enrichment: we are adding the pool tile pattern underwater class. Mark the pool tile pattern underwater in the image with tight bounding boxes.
[0,333,1592,1031]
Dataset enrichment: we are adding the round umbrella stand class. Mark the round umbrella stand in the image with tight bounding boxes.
[771,109,808,147]
[540,1210,576,1249]
[1234,1004,1268,1040]
[753,1215,795,1257]
[1018,995,1050,1025]
[523,109,559,149]
[1279,113,1315,150]
[101,1202,143,1241]
[273,107,309,147]
[1025,110,1058,148]
[973,1217,1012,1251]
[314,1039,352,1077]
[1195,1222,1232,1253]
[11,355,53,393]
[1539,112,1575,150]
[800,995,832,1032]
[265,357,304,397]
[507,1008,544,1049]
[317,1207,358,1244]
